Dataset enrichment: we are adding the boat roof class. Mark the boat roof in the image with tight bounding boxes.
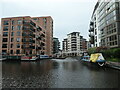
[83,56,90,57]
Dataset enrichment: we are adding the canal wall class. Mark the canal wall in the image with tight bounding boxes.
[106,61,120,70]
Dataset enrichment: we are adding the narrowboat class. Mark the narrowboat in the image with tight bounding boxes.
[81,53,106,66]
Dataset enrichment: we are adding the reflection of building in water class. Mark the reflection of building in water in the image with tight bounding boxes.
[63,61,79,71]
[20,61,52,73]
[62,32,88,57]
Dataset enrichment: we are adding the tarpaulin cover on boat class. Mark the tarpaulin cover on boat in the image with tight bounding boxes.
[90,53,105,62]
[90,54,100,62]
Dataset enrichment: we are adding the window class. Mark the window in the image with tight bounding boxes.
[10,50,13,54]
[11,44,13,48]
[12,20,15,25]
[3,20,9,25]
[3,32,8,36]
[11,32,14,36]
[3,26,8,31]
[2,44,7,48]
[17,32,21,36]
[11,26,15,30]
[17,20,22,24]
[17,26,21,30]
[11,38,14,42]
[33,18,37,20]
[2,38,7,42]
[17,44,20,48]
[2,50,7,55]
[16,38,21,42]
[16,50,20,54]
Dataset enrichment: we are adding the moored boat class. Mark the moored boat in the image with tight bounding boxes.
[81,53,106,66]
[21,56,32,61]
[39,55,50,59]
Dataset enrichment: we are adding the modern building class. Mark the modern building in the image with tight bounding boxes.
[32,16,53,56]
[0,34,2,55]
[89,0,120,48]
[81,37,88,52]
[62,38,68,57]
[53,37,60,54]
[62,32,87,57]
[1,16,53,57]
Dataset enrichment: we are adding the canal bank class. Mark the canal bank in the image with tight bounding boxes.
[106,61,120,70]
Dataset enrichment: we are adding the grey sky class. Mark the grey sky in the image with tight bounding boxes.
[1,0,97,48]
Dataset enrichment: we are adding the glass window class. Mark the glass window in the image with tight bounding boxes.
[11,38,14,42]
[17,32,21,36]
[11,32,14,36]
[17,26,21,30]
[2,50,7,55]
[3,32,8,36]
[16,50,20,54]
[2,44,7,48]
[2,38,7,42]
[3,20,9,25]
[17,20,22,24]
[11,26,15,30]
[3,26,8,31]
[11,44,13,48]
[17,38,21,42]
[17,44,20,48]
[10,50,13,54]
[12,20,15,25]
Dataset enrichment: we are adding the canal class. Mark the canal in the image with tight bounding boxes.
[2,57,120,88]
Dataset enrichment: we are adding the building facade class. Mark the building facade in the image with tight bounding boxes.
[53,37,60,54]
[89,0,120,48]
[32,16,53,56]
[1,16,53,57]
[62,32,87,57]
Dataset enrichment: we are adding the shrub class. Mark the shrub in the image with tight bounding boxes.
[88,47,120,60]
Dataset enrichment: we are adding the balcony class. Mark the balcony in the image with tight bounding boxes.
[23,21,30,25]
[89,37,94,44]
[22,27,30,30]
[41,34,45,37]
[89,32,94,37]
[89,27,94,32]
[30,21,36,27]
[37,27,42,31]
[90,21,94,26]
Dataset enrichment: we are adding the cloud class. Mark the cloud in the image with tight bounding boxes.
[1,0,97,48]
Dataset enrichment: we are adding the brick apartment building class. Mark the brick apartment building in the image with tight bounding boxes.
[32,16,53,56]
[0,16,53,57]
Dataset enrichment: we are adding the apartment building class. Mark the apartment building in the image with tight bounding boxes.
[0,34,2,55]
[62,38,68,57]
[62,32,87,56]
[53,37,60,54]
[89,0,120,48]
[32,16,53,56]
[80,36,88,51]
[1,16,46,56]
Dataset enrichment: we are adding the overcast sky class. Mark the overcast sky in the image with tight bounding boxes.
[1,0,97,48]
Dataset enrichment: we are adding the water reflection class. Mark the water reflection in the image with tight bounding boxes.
[2,58,119,88]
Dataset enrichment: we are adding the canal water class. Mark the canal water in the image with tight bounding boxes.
[2,57,120,88]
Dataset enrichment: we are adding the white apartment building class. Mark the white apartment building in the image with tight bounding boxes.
[89,2,101,47]
[62,32,86,56]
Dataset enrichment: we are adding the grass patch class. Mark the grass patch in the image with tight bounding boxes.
[106,58,120,62]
